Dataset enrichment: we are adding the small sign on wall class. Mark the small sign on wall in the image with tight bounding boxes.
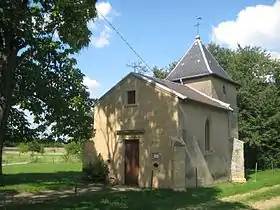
[152,152,161,161]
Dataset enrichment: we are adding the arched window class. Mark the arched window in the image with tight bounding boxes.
[205,118,210,151]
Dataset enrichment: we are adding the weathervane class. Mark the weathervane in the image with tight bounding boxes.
[194,16,202,37]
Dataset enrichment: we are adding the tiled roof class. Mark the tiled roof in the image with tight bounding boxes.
[165,36,234,83]
[132,73,232,111]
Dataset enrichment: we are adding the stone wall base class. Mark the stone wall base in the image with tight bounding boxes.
[231,177,246,183]
[230,138,246,183]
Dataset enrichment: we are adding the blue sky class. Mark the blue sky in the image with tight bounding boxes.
[78,0,280,98]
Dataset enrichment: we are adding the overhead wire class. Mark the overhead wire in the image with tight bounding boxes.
[96,9,152,71]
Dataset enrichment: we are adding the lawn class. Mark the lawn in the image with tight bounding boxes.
[216,169,280,198]
[0,163,82,192]
[3,187,254,210]
[1,164,280,210]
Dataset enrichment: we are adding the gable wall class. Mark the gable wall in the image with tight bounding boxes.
[90,75,179,188]
[179,100,231,186]
[182,77,213,97]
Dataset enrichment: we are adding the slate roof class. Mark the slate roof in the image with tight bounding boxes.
[165,36,234,83]
[132,72,232,111]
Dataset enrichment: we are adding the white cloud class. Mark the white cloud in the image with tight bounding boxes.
[91,25,111,48]
[83,76,100,97]
[270,51,280,60]
[212,1,280,54]
[96,1,113,19]
[88,1,119,48]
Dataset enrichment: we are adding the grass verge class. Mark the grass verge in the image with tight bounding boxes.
[0,163,82,192]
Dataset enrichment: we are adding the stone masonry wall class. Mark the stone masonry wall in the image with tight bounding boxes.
[230,138,246,183]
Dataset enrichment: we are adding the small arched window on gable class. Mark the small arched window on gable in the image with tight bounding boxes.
[205,118,210,151]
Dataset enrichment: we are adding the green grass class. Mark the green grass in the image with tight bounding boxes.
[4,188,254,210]
[1,163,82,192]
[244,186,280,202]
[269,206,280,210]
[1,165,280,210]
[216,169,280,198]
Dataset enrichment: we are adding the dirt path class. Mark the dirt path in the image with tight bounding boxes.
[221,184,280,202]
[2,162,30,166]
[2,183,280,209]
[0,184,140,206]
[249,196,280,210]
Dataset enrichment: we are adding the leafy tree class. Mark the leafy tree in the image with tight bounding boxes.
[152,62,177,79]
[0,0,98,178]
[208,43,280,169]
[28,141,41,153]
[65,141,82,156]
[129,60,177,79]
[18,142,29,155]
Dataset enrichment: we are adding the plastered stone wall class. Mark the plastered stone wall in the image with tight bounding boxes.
[179,101,231,187]
[172,145,186,190]
[90,74,179,188]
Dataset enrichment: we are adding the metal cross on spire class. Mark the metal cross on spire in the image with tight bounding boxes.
[194,16,202,37]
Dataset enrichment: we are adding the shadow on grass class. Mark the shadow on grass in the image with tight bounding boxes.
[1,171,83,192]
[4,187,256,210]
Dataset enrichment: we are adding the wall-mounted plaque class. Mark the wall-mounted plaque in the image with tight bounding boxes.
[152,152,161,161]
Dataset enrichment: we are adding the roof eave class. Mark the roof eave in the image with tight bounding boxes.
[181,97,232,111]
[133,73,187,100]
[171,73,240,87]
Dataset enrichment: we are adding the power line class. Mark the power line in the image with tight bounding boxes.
[96,9,152,71]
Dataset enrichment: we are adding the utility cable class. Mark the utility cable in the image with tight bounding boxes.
[96,9,152,71]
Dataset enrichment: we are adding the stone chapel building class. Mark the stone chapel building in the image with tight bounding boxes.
[83,36,246,189]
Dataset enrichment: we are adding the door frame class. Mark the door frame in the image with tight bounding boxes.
[124,139,140,186]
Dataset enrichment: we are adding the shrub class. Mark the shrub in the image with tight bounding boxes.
[28,141,41,153]
[82,156,109,183]
[65,142,82,156]
[62,154,71,163]
[18,143,29,154]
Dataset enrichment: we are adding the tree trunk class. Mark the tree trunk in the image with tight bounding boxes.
[0,48,17,183]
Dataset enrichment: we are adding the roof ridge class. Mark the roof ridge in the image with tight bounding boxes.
[133,73,187,99]
[165,39,197,80]
[201,44,232,79]
[197,39,212,74]
[165,37,234,83]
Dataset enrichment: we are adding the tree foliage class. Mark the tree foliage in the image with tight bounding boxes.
[209,43,280,169]
[0,0,98,177]
[18,142,29,154]
[152,62,177,79]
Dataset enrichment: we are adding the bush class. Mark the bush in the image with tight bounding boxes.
[82,156,109,183]
[62,154,71,163]
[18,143,29,154]
[65,142,82,156]
[28,141,41,153]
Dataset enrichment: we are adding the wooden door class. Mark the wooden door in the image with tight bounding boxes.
[124,140,139,186]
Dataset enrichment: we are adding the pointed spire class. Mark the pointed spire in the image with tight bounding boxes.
[165,38,234,84]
